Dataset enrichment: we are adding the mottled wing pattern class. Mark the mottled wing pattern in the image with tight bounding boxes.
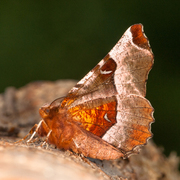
[68,96,117,137]
[102,94,154,156]
[61,55,117,108]
[61,24,154,156]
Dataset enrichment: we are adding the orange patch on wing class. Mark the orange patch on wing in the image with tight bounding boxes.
[131,24,150,50]
[69,101,117,137]
[124,127,152,151]
[131,124,150,134]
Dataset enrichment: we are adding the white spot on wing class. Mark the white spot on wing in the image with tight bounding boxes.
[100,69,112,75]
[104,113,111,122]
[102,96,126,148]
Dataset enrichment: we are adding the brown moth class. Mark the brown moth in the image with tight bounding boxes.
[20,24,154,160]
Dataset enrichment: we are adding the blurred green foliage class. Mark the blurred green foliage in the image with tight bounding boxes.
[0,1,180,157]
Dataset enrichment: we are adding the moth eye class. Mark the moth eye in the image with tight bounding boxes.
[44,108,50,114]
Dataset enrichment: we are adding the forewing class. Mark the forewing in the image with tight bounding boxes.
[61,24,154,156]
[63,24,153,109]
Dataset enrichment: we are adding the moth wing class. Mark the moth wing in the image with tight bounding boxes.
[102,94,154,156]
[60,24,154,156]
[68,96,117,137]
[70,120,124,160]
[61,24,153,109]
[68,94,154,156]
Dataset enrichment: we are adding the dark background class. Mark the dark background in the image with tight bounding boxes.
[0,1,180,157]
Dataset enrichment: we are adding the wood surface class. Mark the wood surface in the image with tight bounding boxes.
[0,80,179,180]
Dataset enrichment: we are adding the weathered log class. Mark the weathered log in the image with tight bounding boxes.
[0,80,179,180]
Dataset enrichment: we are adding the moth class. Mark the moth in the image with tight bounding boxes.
[21,24,154,160]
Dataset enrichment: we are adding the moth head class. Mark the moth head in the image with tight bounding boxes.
[39,97,64,120]
[39,103,59,120]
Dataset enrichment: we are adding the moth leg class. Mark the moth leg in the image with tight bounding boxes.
[27,120,44,143]
[15,124,38,144]
[41,129,52,149]
[17,119,49,144]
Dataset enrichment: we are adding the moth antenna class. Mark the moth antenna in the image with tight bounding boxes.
[49,96,66,107]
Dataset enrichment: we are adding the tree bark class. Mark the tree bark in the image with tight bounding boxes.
[0,80,179,180]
